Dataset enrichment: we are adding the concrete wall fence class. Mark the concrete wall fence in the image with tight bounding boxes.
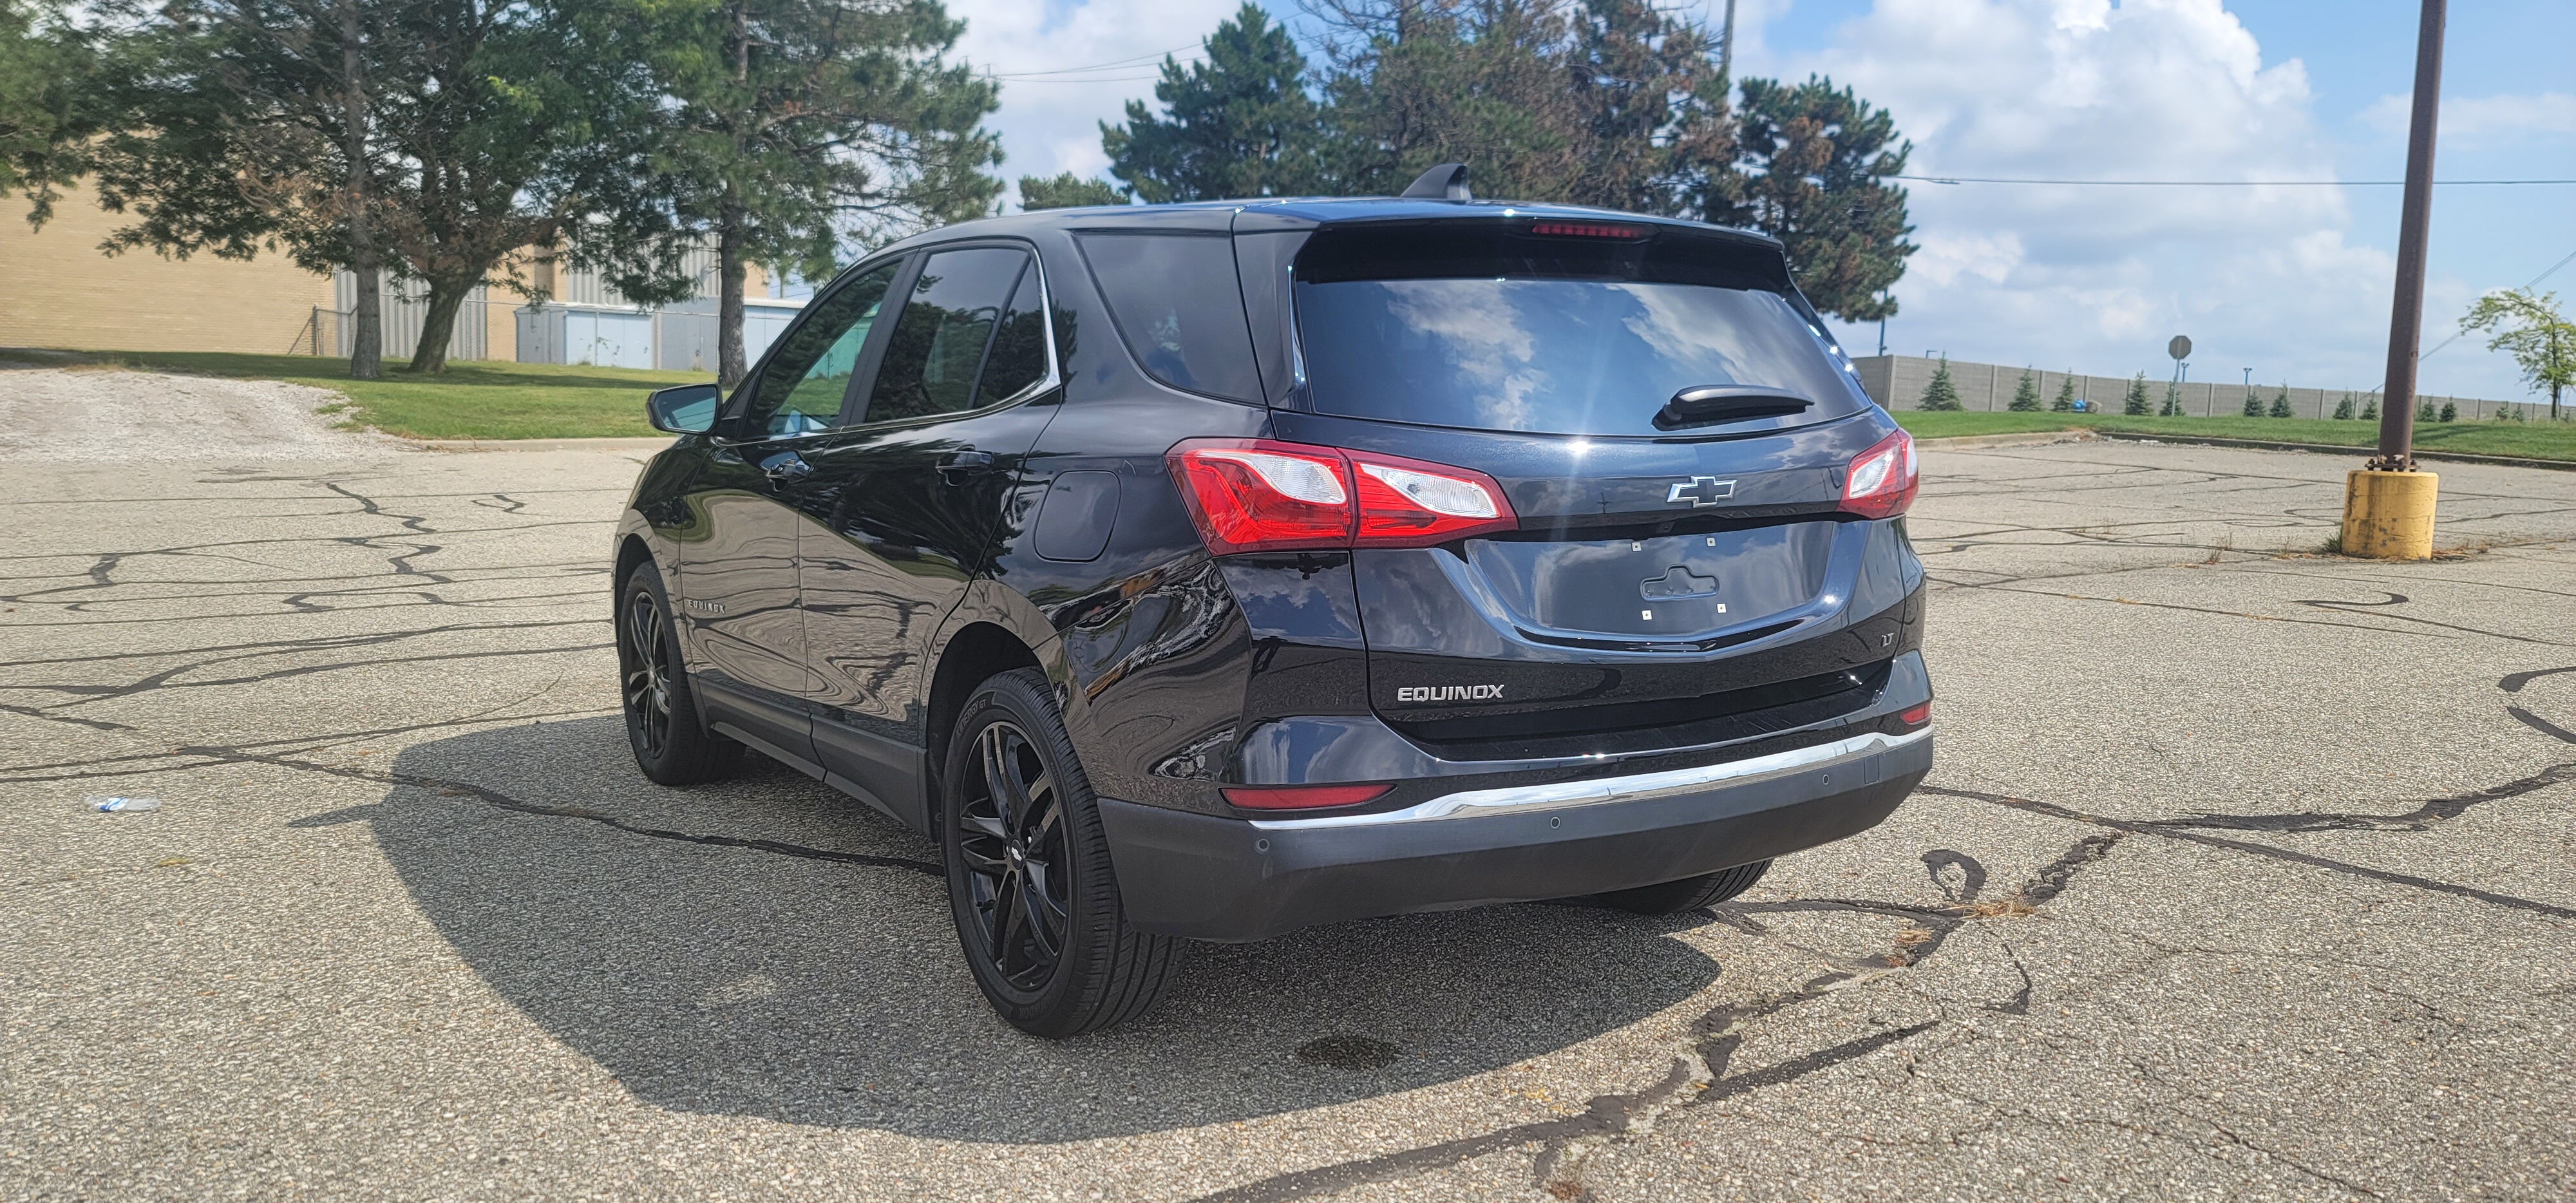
[1851,355,2536,422]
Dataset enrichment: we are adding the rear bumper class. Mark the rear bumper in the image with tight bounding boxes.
[1097,726,1933,941]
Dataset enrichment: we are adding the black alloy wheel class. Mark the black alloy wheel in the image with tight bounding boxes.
[940,668,1180,1036]
[954,721,1072,991]
[623,587,676,759]
[616,563,742,786]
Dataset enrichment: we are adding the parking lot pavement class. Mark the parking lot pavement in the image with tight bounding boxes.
[2,438,2571,1202]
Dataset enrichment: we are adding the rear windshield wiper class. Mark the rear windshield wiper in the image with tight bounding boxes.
[1654,385,1815,431]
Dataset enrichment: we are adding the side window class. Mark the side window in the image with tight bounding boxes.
[1074,232,1262,403]
[863,247,1031,424]
[744,260,901,437]
[975,265,1049,405]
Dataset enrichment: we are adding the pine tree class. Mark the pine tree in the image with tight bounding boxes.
[2160,378,2183,417]
[2007,368,2040,412]
[2417,399,2438,422]
[2122,372,2151,415]
[2050,374,2076,412]
[2242,388,2264,417]
[2331,393,2354,420]
[1707,75,1913,321]
[1917,355,1962,411]
[2439,401,2457,423]
[2266,388,2292,419]
[650,0,1003,385]
[2360,396,2380,421]
[1018,173,1125,209]
[0,0,98,222]
[1104,3,1322,203]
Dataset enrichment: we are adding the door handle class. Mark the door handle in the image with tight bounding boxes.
[937,448,995,483]
[759,450,812,483]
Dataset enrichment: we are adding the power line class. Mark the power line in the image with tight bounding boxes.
[985,73,1173,84]
[980,42,1204,81]
[1897,175,2576,187]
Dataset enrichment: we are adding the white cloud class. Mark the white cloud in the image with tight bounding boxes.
[2362,91,2576,148]
[947,0,1240,207]
[1732,0,2532,398]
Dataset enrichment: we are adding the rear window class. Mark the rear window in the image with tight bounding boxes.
[1291,223,1862,438]
[1076,232,1262,403]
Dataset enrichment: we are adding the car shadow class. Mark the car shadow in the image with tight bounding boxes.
[342,715,1721,1142]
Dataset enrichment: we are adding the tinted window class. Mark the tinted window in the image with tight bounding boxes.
[744,261,900,436]
[865,247,1030,424]
[976,266,1049,404]
[1291,227,1857,437]
[1075,232,1260,402]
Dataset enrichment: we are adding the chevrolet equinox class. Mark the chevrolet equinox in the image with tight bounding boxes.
[612,166,1933,1036]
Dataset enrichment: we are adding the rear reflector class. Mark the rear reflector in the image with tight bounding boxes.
[1220,783,1393,811]
[1897,701,1931,728]
[1528,220,1645,239]
[1840,426,1919,520]
[1168,438,1517,555]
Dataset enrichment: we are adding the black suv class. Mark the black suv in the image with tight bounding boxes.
[614,173,1933,1036]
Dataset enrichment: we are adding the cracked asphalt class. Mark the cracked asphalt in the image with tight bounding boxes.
[4,431,2573,1202]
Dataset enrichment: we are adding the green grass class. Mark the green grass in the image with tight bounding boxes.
[1895,409,2576,461]
[0,348,708,439]
[6,345,2570,455]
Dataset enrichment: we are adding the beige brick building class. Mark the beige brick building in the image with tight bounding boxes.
[1,181,337,355]
[3,183,780,366]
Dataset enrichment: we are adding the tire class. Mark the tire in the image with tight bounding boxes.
[940,668,1181,1037]
[616,562,743,786]
[1595,859,1773,915]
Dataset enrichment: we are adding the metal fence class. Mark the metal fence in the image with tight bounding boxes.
[299,275,495,362]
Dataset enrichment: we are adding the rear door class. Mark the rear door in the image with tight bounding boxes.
[781,243,1061,819]
[1274,219,1919,759]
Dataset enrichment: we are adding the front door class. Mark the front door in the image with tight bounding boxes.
[674,257,907,767]
[783,244,1061,818]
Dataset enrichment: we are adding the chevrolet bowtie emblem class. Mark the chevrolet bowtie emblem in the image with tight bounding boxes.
[1666,476,1736,507]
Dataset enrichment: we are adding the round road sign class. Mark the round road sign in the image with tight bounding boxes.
[2168,335,2192,361]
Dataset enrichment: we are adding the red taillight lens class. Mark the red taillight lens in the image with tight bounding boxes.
[1166,440,1354,554]
[1221,783,1392,810]
[1349,451,1517,546]
[1897,701,1931,728]
[1841,427,1918,519]
[1167,439,1516,554]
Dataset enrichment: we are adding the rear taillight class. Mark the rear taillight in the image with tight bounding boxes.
[1221,783,1392,810]
[1167,439,1516,555]
[1840,427,1918,519]
[1897,701,1931,730]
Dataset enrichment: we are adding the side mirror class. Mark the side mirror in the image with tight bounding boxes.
[645,384,721,434]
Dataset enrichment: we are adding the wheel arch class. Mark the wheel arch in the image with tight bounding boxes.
[613,529,656,590]
[923,621,1046,820]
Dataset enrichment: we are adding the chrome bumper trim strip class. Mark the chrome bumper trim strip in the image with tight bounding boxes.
[1246,726,1931,831]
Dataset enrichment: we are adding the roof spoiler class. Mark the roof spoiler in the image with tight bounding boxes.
[1399,163,1472,202]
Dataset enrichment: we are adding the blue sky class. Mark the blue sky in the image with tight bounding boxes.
[952,0,2575,401]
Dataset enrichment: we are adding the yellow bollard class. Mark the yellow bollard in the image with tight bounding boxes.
[2340,469,2439,559]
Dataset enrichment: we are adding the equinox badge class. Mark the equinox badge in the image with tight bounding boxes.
[1666,476,1736,506]
[1396,685,1506,703]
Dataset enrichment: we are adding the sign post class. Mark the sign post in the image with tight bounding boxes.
[2342,0,2445,558]
[2168,336,2191,413]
